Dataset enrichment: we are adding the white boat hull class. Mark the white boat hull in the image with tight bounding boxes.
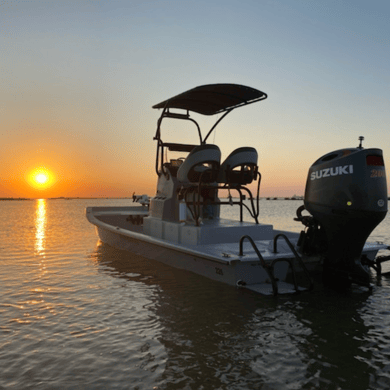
[94,222,294,293]
[87,206,387,295]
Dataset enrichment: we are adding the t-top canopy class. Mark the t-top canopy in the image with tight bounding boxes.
[152,84,267,116]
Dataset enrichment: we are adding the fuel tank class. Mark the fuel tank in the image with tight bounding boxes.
[304,147,387,284]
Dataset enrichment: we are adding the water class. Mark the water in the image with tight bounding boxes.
[1,198,390,390]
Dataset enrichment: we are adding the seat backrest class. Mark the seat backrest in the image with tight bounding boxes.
[218,147,258,184]
[177,144,221,183]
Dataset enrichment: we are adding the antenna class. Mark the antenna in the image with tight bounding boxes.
[358,136,364,149]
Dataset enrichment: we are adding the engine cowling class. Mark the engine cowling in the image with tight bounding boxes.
[303,147,387,285]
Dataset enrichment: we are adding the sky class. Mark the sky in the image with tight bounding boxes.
[1,0,390,198]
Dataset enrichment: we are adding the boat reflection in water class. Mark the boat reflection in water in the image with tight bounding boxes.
[91,240,378,390]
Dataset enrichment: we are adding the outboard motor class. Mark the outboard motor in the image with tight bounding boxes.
[298,138,387,286]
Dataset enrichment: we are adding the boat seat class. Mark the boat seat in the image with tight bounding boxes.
[177,144,221,183]
[217,147,258,185]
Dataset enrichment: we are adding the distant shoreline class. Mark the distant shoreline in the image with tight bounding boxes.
[2,197,390,201]
[0,197,134,201]
[0,196,303,201]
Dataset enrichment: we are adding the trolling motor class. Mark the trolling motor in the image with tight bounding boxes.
[296,137,388,287]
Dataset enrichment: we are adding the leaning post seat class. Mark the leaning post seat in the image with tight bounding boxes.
[177,144,221,183]
[218,147,258,185]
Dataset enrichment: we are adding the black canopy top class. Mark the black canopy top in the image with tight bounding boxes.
[152,84,267,116]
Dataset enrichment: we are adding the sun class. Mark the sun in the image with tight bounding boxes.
[27,168,55,190]
[35,173,49,184]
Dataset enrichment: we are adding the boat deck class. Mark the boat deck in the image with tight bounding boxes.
[88,206,388,266]
[96,213,144,233]
[86,206,390,295]
[89,206,304,263]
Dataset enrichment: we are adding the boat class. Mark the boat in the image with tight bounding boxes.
[86,84,390,295]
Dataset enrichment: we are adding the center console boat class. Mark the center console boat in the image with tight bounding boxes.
[87,84,390,295]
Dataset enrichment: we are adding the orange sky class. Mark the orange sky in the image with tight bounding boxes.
[2,1,389,199]
[1,100,310,199]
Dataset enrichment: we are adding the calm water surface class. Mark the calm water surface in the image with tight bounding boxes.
[1,199,390,389]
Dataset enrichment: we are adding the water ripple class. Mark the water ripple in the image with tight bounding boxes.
[1,199,390,389]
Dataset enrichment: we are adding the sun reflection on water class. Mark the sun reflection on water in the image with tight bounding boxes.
[35,199,47,255]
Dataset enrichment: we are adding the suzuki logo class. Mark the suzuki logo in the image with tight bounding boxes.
[310,165,354,181]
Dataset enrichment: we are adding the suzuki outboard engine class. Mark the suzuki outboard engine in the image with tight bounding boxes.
[299,139,387,286]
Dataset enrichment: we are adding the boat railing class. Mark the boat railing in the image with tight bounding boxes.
[239,234,314,295]
[361,248,390,278]
[223,171,261,223]
[269,257,300,293]
[178,167,261,226]
[273,234,314,291]
[239,235,278,295]
[180,182,260,226]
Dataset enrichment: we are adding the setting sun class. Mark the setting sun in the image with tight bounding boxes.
[27,168,55,191]
[35,173,48,184]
